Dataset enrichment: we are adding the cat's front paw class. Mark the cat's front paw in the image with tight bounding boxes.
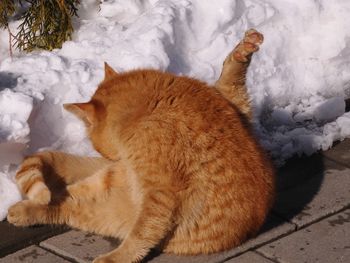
[93,252,132,263]
[93,255,115,263]
[233,29,264,62]
[7,200,41,227]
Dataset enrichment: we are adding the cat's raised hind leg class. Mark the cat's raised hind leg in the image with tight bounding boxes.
[215,29,264,120]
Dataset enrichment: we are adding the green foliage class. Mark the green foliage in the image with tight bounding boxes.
[0,0,80,52]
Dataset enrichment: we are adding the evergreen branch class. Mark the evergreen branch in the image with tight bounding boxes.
[0,0,16,29]
[2,0,80,52]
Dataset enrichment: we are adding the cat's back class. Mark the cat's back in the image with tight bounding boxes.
[112,69,274,197]
[101,69,275,254]
[136,70,275,254]
[127,70,268,166]
[116,69,250,134]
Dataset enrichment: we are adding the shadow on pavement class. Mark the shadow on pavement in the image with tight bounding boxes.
[273,152,325,223]
[0,221,67,257]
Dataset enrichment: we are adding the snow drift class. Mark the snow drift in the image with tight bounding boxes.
[0,0,350,220]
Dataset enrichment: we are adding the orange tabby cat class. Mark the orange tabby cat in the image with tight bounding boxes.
[7,29,275,263]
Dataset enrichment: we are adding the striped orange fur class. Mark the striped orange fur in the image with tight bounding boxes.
[8,29,275,263]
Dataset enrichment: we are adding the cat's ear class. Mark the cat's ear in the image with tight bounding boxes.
[63,102,95,126]
[104,62,118,80]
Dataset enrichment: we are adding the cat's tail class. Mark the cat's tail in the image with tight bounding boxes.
[215,29,264,121]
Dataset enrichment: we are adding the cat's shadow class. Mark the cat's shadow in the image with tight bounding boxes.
[261,153,326,239]
[273,152,325,220]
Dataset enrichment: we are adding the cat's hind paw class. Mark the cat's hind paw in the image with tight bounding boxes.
[7,200,42,227]
[92,255,116,263]
[232,29,264,62]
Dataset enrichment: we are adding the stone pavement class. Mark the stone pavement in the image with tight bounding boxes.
[1,139,349,263]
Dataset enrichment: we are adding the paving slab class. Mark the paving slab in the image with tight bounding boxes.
[273,158,350,227]
[224,251,274,263]
[146,250,276,263]
[258,209,350,263]
[40,230,120,263]
[323,139,350,168]
[40,215,293,263]
[0,245,70,263]
[0,220,67,257]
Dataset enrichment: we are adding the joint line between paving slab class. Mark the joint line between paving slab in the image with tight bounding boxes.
[323,155,350,169]
[252,206,350,263]
[38,243,78,263]
[217,205,350,263]
[216,249,250,262]
[271,201,350,232]
[254,250,283,263]
[294,204,350,231]
[215,224,297,263]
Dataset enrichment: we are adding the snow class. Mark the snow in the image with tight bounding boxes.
[1,0,350,220]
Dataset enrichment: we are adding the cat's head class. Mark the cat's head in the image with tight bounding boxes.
[63,63,121,160]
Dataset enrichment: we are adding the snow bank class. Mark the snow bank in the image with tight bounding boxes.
[1,0,350,219]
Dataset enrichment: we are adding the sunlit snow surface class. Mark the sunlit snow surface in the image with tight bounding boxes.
[1,0,350,219]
